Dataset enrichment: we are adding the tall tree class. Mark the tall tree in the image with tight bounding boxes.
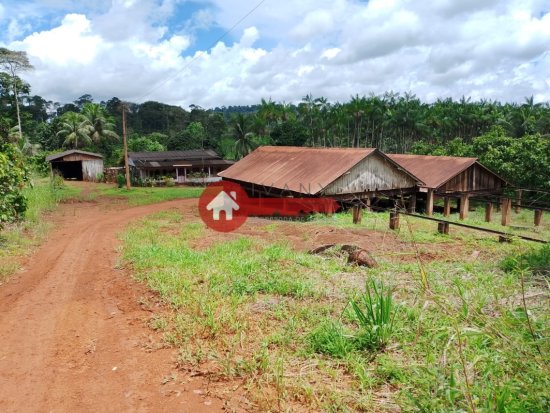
[0,48,34,142]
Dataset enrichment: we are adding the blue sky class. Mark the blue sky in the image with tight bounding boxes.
[0,0,549,107]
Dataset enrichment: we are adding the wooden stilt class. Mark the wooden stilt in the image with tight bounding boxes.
[407,194,417,213]
[515,189,522,213]
[459,194,469,220]
[485,202,493,222]
[352,206,362,224]
[437,222,450,234]
[501,198,511,226]
[389,211,400,230]
[443,197,451,217]
[426,189,434,217]
[366,197,372,212]
[534,209,543,227]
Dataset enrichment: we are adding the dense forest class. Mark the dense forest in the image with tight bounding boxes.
[1,48,550,224]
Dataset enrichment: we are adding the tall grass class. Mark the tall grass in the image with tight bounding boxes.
[0,176,80,279]
[350,279,397,350]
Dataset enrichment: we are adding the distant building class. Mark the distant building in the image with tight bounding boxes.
[128,150,234,184]
[219,146,422,201]
[46,150,103,181]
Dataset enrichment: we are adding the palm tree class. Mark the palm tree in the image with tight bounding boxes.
[81,103,119,143]
[233,114,255,159]
[56,111,91,149]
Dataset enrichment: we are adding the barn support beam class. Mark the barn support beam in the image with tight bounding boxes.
[443,197,451,217]
[407,194,416,213]
[389,211,400,230]
[501,198,512,226]
[459,194,469,220]
[352,206,362,224]
[426,189,434,217]
[485,202,493,222]
[515,189,522,213]
[438,222,450,234]
[366,196,372,212]
[534,209,543,227]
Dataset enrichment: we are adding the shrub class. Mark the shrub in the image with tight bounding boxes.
[349,279,398,351]
[502,243,550,275]
[116,173,126,188]
[0,143,29,226]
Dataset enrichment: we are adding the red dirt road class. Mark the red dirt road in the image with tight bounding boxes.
[0,199,224,413]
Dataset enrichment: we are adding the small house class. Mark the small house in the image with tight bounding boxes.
[128,150,234,184]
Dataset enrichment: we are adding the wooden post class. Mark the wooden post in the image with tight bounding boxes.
[352,206,362,224]
[407,194,416,213]
[534,209,543,227]
[122,103,131,190]
[485,202,493,222]
[501,198,511,226]
[426,189,434,217]
[443,197,451,217]
[459,194,469,220]
[515,189,522,213]
[437,222,450,234]
[366,196,372,212]
[389,211,400,230]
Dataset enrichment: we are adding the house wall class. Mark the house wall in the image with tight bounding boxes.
[323,153,418,195]
[82,159,104,181]
[437,163,505,193]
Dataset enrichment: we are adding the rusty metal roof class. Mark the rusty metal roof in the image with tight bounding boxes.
[219,146,382,194]
[128,149,221,161]
[46,149,103,162]
[386,154,478,189]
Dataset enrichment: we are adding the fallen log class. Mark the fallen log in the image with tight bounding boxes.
[309,244,377,268]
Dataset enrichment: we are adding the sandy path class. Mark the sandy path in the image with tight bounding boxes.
[0,198,224,413]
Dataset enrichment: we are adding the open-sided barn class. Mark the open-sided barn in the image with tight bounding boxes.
[219,146,422,201]
[387,154,508,216]
[46,150,103,181]
[128,150,233,184]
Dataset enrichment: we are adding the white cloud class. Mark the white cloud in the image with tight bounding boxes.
[2,0,549,106]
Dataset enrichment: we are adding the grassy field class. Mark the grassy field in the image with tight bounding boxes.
[0,177,81,280]
[95,184,203,205]
[121,209,549,412]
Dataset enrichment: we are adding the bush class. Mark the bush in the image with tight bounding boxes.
[116,173,126,188]
[0,143,29,226]
[502,243,550,275]
[28,152,50,176]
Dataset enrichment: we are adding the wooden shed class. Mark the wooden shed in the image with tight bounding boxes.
[219,146,422,202]
[387,154,508,216]
[46,150,104,181]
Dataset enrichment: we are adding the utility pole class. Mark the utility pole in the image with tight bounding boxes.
[122,102,131,190]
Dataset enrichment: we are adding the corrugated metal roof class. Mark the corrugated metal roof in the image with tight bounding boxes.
[219,146,380,195]
[46,150,103,162]
[133,159,233,168]
[128,150,220,162]
[386,154,478,189]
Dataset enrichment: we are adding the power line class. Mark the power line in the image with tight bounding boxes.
[136,0,268,103]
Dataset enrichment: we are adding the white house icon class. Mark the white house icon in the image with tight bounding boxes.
[206,191,240,220]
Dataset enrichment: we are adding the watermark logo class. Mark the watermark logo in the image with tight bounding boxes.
[199,181,340,232]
